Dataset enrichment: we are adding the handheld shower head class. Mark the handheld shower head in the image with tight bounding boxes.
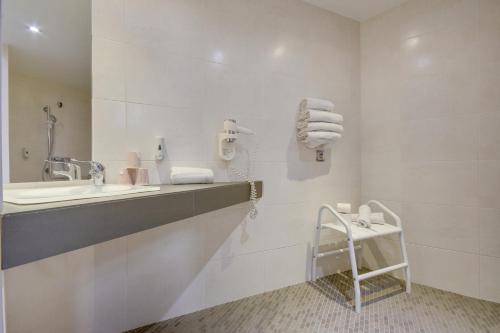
[43,105,57,124]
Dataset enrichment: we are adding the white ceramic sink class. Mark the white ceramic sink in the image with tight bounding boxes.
[3,182,161,205]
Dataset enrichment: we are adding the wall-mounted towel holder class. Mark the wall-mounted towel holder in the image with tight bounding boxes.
[296,98,344,162]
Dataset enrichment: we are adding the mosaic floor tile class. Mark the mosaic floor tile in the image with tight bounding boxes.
[127,270,500,333]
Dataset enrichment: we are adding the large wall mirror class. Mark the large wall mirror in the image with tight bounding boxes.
[1,0,91,183]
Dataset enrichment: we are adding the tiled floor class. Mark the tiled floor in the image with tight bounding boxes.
[127,270,500,333]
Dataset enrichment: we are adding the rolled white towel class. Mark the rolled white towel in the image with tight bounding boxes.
[304,139,332,149]
[298,131,342,148]
[337,203,352,214]
[298,110,343,124]
[300,98,335,111]
[297,131,342,142]
[170,167,214,184]
[357,205,372,228]
[297,122,344,133]
[350,212,385,224]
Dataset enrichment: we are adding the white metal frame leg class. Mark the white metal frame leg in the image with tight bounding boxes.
[399,231,411,293]
[356,241,363,269]
[347,236,361,313]
[312,205,363,312]
[311,217,321,282]
[368,200,412,294]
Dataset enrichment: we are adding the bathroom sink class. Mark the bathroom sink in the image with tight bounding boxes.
[3,183,161,205]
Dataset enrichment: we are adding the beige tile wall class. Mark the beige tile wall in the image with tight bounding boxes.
[5,1,361,332]
[361,0,500,302]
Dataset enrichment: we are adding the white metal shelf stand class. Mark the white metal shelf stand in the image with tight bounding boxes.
[311,200,411,313]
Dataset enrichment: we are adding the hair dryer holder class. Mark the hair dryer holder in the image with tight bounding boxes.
[218,119,254,160]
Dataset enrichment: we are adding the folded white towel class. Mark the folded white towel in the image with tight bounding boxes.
[298,110,343,124]
[297,122,344,133]
[170,167,214,185]
[301,98,334,111]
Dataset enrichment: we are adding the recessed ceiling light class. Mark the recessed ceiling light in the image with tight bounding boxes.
[28,25,41,34]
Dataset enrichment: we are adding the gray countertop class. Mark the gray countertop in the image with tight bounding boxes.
[1,183,245,215]
[1,181,262,269]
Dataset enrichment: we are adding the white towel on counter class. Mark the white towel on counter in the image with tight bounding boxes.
[170,167,214,185]
[300,98,335,112]
[298,110,343,124]
[297,122,344,133]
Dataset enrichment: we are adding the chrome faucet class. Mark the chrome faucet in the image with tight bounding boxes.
[71,159,105,185]
[45,157,82,181]
[52,163,80,181]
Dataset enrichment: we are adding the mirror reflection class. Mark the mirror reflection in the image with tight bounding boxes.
[2,0,91,183]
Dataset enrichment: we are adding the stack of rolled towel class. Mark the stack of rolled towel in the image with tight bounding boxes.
[296,98,344,149]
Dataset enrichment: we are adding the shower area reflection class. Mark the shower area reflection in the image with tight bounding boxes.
[8,72,92,183]
[41,103,85,181]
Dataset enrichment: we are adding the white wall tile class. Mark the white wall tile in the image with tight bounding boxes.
[204,0,258,67]
[479,111,500,160]
[408,244,479,298]
[92,38,126,101]
[403,203,479,254]
[125,218,205,329]
[401,115,479,163]
[125,45,205,108]
[265,244,308,291]
[479,208,500,257]
[402,161,477,206]
[479,0,500,62]
[65,248,96,333]
[479,255,500,303]
[400,74,451,120]
[94,238,127,333]
[92,99,127,161]
[362,153,401,202]
[478,160,500,209]
[5,255,70,333]
[204,252,269,308]
[203,203,262,260]
[479,60,500,114]
[126,102,205,162]
[92,0,125,42]
[124,0,206,58]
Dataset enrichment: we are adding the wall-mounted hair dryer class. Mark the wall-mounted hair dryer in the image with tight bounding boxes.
[218,119,254,160]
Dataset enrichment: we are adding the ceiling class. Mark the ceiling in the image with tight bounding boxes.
[1,0,91,91]
[303,0,406,21]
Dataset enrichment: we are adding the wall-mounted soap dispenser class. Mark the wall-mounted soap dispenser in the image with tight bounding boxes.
[155,136,165,161]
[218,119,254,160]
